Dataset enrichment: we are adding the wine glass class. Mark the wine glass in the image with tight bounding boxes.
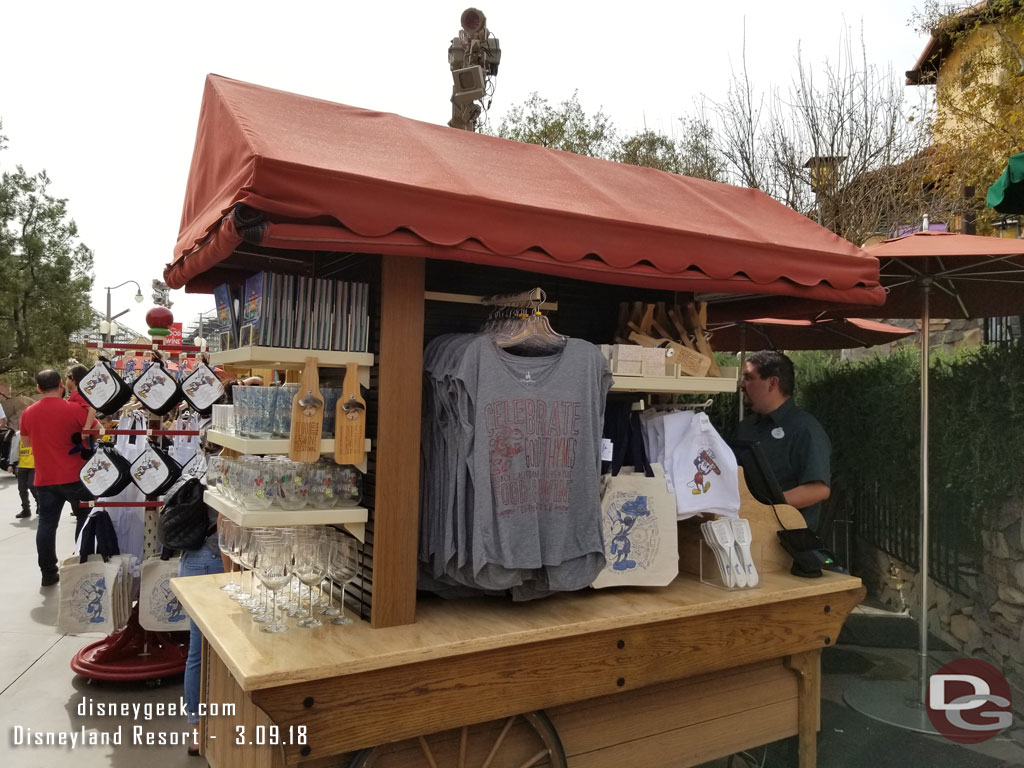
[328,536,359,626]
[293,537,327,628]
[217,519,241,592]
[254,541,291,633]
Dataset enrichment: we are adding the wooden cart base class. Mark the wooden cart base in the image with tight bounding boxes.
[186,571,860,768]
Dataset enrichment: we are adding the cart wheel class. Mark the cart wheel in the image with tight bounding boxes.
[347,710,566,768]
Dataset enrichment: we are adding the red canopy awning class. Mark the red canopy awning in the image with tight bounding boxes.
[165,75,884,306]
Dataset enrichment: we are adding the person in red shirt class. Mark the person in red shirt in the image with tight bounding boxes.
[20,369,90,587]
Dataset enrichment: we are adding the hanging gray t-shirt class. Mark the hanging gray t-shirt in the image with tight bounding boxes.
[455,337,612,597]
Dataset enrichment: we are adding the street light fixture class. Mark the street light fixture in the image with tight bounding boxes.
[103,280,145,343]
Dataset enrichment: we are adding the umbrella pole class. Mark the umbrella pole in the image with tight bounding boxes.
[738,325,746,422]
[919,280,931,706]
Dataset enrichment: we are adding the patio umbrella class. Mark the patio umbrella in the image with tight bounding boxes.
[987,152,1024,214]
[708,317,914,352]
[836,231,1024,733]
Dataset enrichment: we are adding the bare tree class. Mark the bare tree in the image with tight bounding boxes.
[710,27,940,246]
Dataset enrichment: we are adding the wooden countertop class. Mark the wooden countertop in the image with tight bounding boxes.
[172,569,861,691]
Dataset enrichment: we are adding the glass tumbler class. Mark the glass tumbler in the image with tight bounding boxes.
[276,461,309,510]
[272,384,300,438]
[239,462,275,510]
[332,465,363,507]
[233,386,254,438]
[249,386,277,440]
[321,387,342,438]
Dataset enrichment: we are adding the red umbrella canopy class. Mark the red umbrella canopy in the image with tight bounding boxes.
[707,230,1024,321]
[868,231,1024,319]
[708,317,915,352]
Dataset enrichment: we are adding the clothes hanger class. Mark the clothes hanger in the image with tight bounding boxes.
[490,291,566,353]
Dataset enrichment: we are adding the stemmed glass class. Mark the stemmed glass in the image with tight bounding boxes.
[217,519,241,592]
[327,536,359,626]
[293,538,327,628]
[254,541,291,633]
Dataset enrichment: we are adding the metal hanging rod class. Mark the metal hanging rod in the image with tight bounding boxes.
[424,288,558,311]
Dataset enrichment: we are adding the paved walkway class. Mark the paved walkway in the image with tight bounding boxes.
[1,472,1022,767]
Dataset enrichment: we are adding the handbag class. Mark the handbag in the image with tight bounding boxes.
[129,441,182,496]
[78,360,133,414]
[592,426,679,589]
[138,551,190,631]
[158,478,214,551]
[132,361,183,415]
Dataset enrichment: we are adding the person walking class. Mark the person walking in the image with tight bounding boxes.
[14,433,38,518]
[19,369,90,586]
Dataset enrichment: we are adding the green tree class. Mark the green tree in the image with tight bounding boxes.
[914,0,1024,231]
[491,91,618,158]
[614,129,683,173]
[0,124,94,380]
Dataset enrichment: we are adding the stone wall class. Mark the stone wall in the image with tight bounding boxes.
[855,495,1024,689]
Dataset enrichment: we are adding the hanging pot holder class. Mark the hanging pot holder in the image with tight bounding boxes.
[180,362,224,415]
[132,362,183,415]
[79,444,133,498]
[78,360,132,414]
[129,442,182,497]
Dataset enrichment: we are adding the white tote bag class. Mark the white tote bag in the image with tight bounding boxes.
[138,556,190,632]
[57,555,120,634]
[592,463,679,589]
[668,412,741,519]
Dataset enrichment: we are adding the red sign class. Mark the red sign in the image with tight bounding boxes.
[928,658,1013,743]
[166,323,183,347]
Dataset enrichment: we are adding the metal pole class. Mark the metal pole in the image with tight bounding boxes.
[738,325,747,422]
[919,280,931,706]
[105,288,112,344]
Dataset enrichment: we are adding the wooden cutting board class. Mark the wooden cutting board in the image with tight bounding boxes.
[288,357,324,463]
[334,362,366,465]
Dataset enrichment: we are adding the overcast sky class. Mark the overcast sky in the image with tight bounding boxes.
[1,0,930,336]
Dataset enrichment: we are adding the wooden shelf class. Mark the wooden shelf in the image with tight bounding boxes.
[610,375,737,394]
[206,431,371,472]
[210,347,374,385]
[204,490,367,542]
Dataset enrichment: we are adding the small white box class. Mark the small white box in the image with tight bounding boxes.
[612,344,644,362]
[613,359,644,376]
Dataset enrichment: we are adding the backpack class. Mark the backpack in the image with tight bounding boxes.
[158,478,214,551]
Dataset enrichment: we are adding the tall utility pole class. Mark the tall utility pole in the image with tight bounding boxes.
[448,8,501,131]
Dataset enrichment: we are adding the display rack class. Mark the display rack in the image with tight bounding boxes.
[204,490,368,542]
[70,337,196,682]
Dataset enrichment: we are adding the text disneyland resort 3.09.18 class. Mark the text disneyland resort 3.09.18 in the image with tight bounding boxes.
[9,696,236,750]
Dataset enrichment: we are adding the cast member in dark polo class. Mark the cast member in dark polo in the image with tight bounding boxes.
[735,350,830,531]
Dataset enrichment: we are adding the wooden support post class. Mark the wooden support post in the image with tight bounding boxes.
[785,650,821,768]
[372,255,425,628]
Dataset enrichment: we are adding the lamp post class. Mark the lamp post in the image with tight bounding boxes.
[193,309,218,349]
[102,280,144,343]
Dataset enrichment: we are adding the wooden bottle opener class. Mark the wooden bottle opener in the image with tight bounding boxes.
[289,357,324,463]
[334,362,366,466]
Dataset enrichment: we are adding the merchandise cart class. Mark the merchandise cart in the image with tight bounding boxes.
[167,75,882,768]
